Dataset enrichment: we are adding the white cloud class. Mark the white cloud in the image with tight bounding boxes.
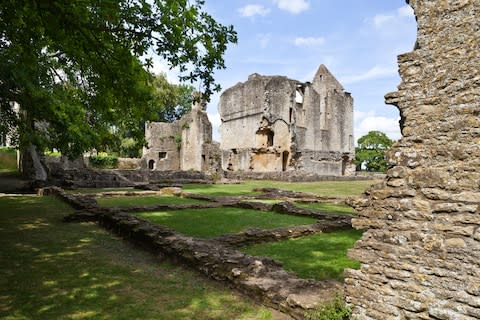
[398,5,414,18]
[373,5,415,29]
[342,65,398,84]
[257,33,272,49]
[355,112,401,142]
[373,14,395,28]
[238,4,271,17]
[273,0,309,14]
[294,36,325,47]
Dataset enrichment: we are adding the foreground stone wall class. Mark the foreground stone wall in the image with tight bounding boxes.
[345,1,480,319]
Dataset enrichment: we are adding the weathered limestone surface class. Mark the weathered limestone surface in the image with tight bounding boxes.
[142,100,222,174]
[345,1,480,319]
[219,65,355,176]
[47,168,212,188]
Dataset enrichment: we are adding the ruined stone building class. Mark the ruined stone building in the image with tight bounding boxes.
[218,64,355,176]
[141,100,221,174]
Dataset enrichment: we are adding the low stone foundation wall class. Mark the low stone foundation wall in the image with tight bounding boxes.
[48,168,212,188]
[225,171,372,182]
[44,186,353,319]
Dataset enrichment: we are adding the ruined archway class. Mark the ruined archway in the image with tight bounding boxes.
[345,1,480,319]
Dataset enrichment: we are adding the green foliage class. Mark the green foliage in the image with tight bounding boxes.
[0,196,273,320]
[44,149,61,157]
[355,131,394,172]
[152,74,196,123]
[89,155,118,169]
[242,230,362,281]
[118,137,141,158]
[0,0,237,158]
[304,295,352,320]
[175,134,182,150]
[135,208,316,238]
[0,146,15,153]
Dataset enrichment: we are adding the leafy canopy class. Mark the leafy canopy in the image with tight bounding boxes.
[151,74,195,123]
[355,131,394,172]
[114,73,195,158]
[0,0,237,158]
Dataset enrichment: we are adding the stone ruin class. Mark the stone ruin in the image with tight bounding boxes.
[142,65,355,178]
[345,1,480,319]
[219,64,355,176]
[44,184,354,319]
[141,99,222,174]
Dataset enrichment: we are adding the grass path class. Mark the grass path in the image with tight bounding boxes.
[0,196,278,320]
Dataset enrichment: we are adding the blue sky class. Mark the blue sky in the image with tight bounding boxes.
[154,0,417,142]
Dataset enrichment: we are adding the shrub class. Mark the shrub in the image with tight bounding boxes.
[304,295,352,320]
[89,155,118,169]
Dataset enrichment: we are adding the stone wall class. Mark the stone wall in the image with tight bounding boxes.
[48,168,212,188]
[345,1,480,319]
[219,65,355,175]
[142,100,221,173]
[224,170,371,182]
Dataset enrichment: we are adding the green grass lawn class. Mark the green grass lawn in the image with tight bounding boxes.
[66,187,137,194]
[242,229,363,281]
[97,195,209,207]
[0,147,17,172]
[294,202,357,215]
[135,207,317,238]
[184,180,377,198]
[0,196,275,320]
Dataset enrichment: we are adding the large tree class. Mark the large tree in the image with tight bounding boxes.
[116,73,195,158]
[0,0,236,179]
[151,74,195,123]
[355,131,394,172]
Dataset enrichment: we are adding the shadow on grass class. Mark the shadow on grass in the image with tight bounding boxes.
[0,196,274,320]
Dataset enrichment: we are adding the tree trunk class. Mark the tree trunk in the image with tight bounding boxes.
[19,144,47,181]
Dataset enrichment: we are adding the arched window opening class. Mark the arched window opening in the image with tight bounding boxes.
[148,159,155,170]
